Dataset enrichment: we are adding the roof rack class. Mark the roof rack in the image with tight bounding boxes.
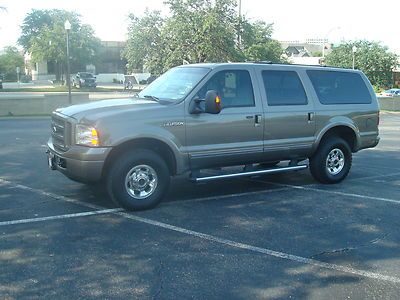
[249,61,352,69]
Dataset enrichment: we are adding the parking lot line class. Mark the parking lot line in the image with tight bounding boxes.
[0,178,106,211]
[117,211,400,284]
[0,208,122,227]
[248,179,400,205]
[347,171,400,182]
[2,178,400,283]
[166,187,292,205]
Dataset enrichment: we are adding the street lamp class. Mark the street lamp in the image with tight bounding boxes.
[322,26,341,58]
[352,45,357,70]
[64,20,72,104]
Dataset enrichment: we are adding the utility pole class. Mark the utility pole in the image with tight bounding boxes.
[64,20,72,104]
[237,0,242,49]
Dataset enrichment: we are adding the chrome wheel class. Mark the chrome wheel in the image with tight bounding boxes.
[326,148,345,175]
[124,165,158,199]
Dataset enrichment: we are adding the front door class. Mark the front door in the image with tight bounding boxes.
[185,68,264,169]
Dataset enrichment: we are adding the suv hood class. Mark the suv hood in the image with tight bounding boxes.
[56,98,160,120]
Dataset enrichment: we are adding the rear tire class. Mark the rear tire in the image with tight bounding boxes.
[309,137,352,184]
[106,150,170,210]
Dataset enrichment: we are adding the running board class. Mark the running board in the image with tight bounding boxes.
[191,165,308,183]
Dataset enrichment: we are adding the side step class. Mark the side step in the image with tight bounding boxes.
[190,165,308,183]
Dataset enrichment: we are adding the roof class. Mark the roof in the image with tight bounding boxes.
[179,62,355,72]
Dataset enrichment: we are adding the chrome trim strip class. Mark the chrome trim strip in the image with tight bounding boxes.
[191,165,308,182]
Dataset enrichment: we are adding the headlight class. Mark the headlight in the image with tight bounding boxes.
[75,124,99,147]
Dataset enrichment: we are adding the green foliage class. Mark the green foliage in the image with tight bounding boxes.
[123,0,284,75]
[240,20,284,62]
[122,10,165,75]
[325,40,398,87]
[311,51,323,57]
[19,9,101,80]
[0,46,25,81]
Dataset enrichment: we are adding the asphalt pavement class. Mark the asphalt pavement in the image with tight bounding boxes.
[0,113,399,299]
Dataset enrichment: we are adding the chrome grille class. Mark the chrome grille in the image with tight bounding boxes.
[51,115,70,152]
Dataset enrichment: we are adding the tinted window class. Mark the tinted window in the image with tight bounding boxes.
[307,70,372,104]
[262,71,308,106]
[198,70,255,108]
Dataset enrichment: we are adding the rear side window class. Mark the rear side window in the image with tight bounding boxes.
[262,71,308,106]
[307,70,372,104]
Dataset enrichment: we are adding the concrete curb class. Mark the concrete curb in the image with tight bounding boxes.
[378,97,400,111]
[0,93,90,116]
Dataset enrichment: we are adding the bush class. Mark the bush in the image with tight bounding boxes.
[20,75,32,83]
[373,85,383,93]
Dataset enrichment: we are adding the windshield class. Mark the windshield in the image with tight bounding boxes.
[80,73,94,78]
[138,67,210,102]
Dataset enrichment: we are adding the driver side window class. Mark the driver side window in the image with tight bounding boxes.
[197,70,255,108]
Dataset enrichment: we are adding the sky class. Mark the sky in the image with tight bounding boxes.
[0,0,399,54]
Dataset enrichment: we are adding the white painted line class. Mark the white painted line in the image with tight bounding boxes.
[255,180,400,206]
[347,171,400,182]
[0,208,122,227]
[2,178,400,283]
[353,163,400,172]
[117,212,400,284]
[166,187,292,205]
[0,177,291,207]
[0,178,106,210]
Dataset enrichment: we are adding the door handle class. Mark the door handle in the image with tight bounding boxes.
[255,114,262,127]
[308,112,315,122]
[246,115,254,119]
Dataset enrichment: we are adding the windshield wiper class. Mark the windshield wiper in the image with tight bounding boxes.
[142,95,160,102]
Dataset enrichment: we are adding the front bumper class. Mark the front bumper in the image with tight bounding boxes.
[47,139,111,183]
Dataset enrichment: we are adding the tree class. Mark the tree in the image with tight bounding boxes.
[325,40,398,87]
[162,0,240,68]
[0,46,24,81]
[19,9,101,81]
[240,19,284,62]
[123,0,285,75]
[122,10,165,75]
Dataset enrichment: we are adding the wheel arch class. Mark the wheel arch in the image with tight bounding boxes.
[315,124,359,153]
[102,138,178,178]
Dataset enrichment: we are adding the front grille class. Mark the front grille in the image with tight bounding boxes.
[51,115,70,152]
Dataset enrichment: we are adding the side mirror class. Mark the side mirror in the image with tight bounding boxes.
[204,90,221,114]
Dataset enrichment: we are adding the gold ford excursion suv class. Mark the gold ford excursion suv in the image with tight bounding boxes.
[47,63,380,210]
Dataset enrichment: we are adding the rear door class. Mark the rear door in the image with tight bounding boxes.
[185,66,265,169]
[257,67,316,159]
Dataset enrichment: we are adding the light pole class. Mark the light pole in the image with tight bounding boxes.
[352,45,357,70]
[64,20,72,104]
[322,26,341,59]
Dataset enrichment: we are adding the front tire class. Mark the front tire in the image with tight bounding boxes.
[106,150,170,210]
[309,137,352,184]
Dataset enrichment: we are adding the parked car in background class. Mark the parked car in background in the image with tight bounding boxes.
[72,72,97,88]
[0,74,3,89]
[380,88,400,97]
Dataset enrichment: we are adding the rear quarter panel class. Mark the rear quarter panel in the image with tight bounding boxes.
[302,70,379,153]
